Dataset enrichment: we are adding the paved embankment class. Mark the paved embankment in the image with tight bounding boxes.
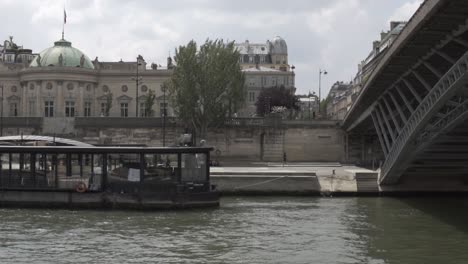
[210,162,380,195]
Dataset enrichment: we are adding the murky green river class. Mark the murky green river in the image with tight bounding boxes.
[1,196,468,263]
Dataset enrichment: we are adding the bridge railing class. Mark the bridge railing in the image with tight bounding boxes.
[380,51,468,183]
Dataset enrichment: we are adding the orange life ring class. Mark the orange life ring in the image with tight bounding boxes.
[75,182,87,193]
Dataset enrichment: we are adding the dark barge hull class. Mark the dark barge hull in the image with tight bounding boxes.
[0,190,220,210]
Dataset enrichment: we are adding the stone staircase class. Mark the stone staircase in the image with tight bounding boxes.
[262,130,284,161]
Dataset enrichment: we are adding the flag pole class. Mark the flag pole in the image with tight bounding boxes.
[62,9,66,39]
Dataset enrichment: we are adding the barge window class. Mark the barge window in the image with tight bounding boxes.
[181,153,207,182]
[143,154,177,183]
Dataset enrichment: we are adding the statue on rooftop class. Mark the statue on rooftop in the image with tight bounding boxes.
[58,53,63,66]
[80,55,85,67]
[36,54,42,66]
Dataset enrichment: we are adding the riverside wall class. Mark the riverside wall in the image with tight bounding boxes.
[1,117,345,162]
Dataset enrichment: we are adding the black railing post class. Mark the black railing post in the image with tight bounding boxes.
[102,153,108,191]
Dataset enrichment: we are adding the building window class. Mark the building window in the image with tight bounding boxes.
[9,102,18,116]
[28,101,36,116]
[101,102,107,116]
[120,103,128,117]
[44,101,54,117]
[249,92,255,102]
[140,102,147,117]
[160,102,167,117]
[243,55,249,63]
[84,102,92,117]
[65,101,75,117]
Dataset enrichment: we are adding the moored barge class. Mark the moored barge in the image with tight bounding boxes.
[0,144,219,209]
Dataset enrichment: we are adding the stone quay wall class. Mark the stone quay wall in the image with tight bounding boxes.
[1,117,345,162]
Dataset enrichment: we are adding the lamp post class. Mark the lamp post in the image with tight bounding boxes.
[318,69,327,116]
[0,84,3,137]
[161,83,167,147]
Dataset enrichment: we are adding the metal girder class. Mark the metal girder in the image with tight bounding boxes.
[377,103,396,142]
[401,79,423,102]
[453,37,468,48]
[371,112,389,156]
[412,71,433,92]
[388,90,408,123]
[382,96,402,132]
[422,61,443,78]
[373,110,392,152]
[435,50,456,64]
[395,85,415,113]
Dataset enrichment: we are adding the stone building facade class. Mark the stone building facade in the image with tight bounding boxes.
[325,21,407,120]
[235,36,296,117]
[1,36,296,119]
[0,37,172,120]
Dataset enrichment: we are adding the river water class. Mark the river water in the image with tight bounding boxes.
[1,196,468,264]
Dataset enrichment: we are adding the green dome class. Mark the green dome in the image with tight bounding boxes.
[29,39,94,69]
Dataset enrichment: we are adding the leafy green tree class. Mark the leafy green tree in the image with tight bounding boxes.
[144,89,156,117]
[320,96,331,116]
[105,92,112,116]
[255,85,299,117]
[168,39,246,138]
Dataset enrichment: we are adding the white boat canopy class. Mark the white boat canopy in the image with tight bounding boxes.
[0,135,95,147]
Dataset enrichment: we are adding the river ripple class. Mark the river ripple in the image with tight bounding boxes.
[1,196,468,263]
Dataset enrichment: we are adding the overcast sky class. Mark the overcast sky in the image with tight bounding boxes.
[1,0,422,95]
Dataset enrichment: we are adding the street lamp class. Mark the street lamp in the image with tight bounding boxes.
[308,91,316,120]
[161,83,167,147]
[0,84,3,137]
[318,69,327,116]
[132,57,143,117]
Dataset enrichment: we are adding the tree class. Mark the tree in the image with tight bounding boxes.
[320,96,331,117]
[168,39,246,139]
[255,85,299,117]
[144,89,156,117]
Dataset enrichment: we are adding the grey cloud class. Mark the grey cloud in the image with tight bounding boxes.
[1,0,420,95]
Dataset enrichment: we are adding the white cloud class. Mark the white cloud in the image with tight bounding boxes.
[0,0,424,95]
[388,0,423,22]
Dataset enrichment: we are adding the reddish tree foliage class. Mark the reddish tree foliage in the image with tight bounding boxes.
[255,85,299,117]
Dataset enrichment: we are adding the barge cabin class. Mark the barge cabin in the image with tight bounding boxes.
[0,145,219,209]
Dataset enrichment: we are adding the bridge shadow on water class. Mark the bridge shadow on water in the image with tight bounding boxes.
[399,195,468,234]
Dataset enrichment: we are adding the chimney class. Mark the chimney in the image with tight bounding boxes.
[373,41,380,50]
[390,21,400,30]
[380,31,388,40]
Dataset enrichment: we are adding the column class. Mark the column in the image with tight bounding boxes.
[56,81,63,117]
[36,81,42,117]
[78,82,84,117]
[21,82,27,116]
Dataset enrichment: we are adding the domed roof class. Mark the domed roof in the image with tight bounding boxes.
[29,39,94,69]
[270,36,288,55]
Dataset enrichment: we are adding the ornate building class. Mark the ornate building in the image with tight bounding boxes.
[235,36,296,117]
[0,37,172,120]
[0,35,296,121]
